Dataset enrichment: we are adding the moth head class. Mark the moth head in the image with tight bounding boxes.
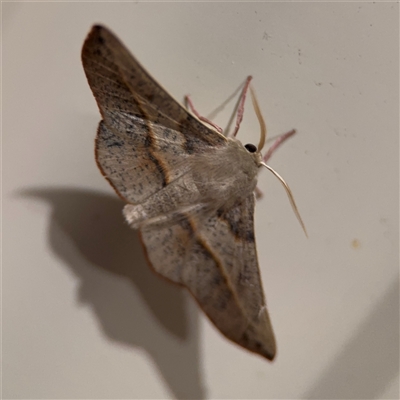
[242,142,263,166]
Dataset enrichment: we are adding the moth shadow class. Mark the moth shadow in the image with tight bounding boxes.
[302,277,399,399]
[20,187,206,400]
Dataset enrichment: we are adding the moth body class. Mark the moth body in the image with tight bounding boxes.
[188,138,260,205]
[124,138,260,230]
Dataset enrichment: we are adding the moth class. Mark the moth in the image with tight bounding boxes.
[81,25,305,360]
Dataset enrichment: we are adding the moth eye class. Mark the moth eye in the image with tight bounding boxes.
[244,143,257,153]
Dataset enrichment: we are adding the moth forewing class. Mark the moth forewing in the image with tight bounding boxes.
[82,24,277,360]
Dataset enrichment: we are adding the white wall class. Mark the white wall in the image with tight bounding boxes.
[3,2,399,399]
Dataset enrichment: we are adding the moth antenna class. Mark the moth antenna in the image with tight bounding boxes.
[250,86,267,151]
[230,76,253,138]
[260,162,308,237]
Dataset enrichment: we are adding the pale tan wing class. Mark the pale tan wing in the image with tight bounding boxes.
[81,25,226,203]
[140,194,276,360]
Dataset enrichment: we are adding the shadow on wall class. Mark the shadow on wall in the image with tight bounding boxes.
[22,187,206,400]
[303,278,399,400]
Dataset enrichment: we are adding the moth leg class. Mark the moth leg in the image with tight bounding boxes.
[263,129,297,163]
[184,95,223,133]
[229,75,253,138]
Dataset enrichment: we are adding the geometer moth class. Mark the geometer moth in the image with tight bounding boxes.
[81,25,305,360]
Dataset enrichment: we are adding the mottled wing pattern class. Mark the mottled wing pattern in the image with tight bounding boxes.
[81,25,226,203]
[140,194,276,360]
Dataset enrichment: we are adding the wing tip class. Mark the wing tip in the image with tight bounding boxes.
[260,343,277,361]
[82,24,114,60]
[240,331,277,361]
[87,24,108,39]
